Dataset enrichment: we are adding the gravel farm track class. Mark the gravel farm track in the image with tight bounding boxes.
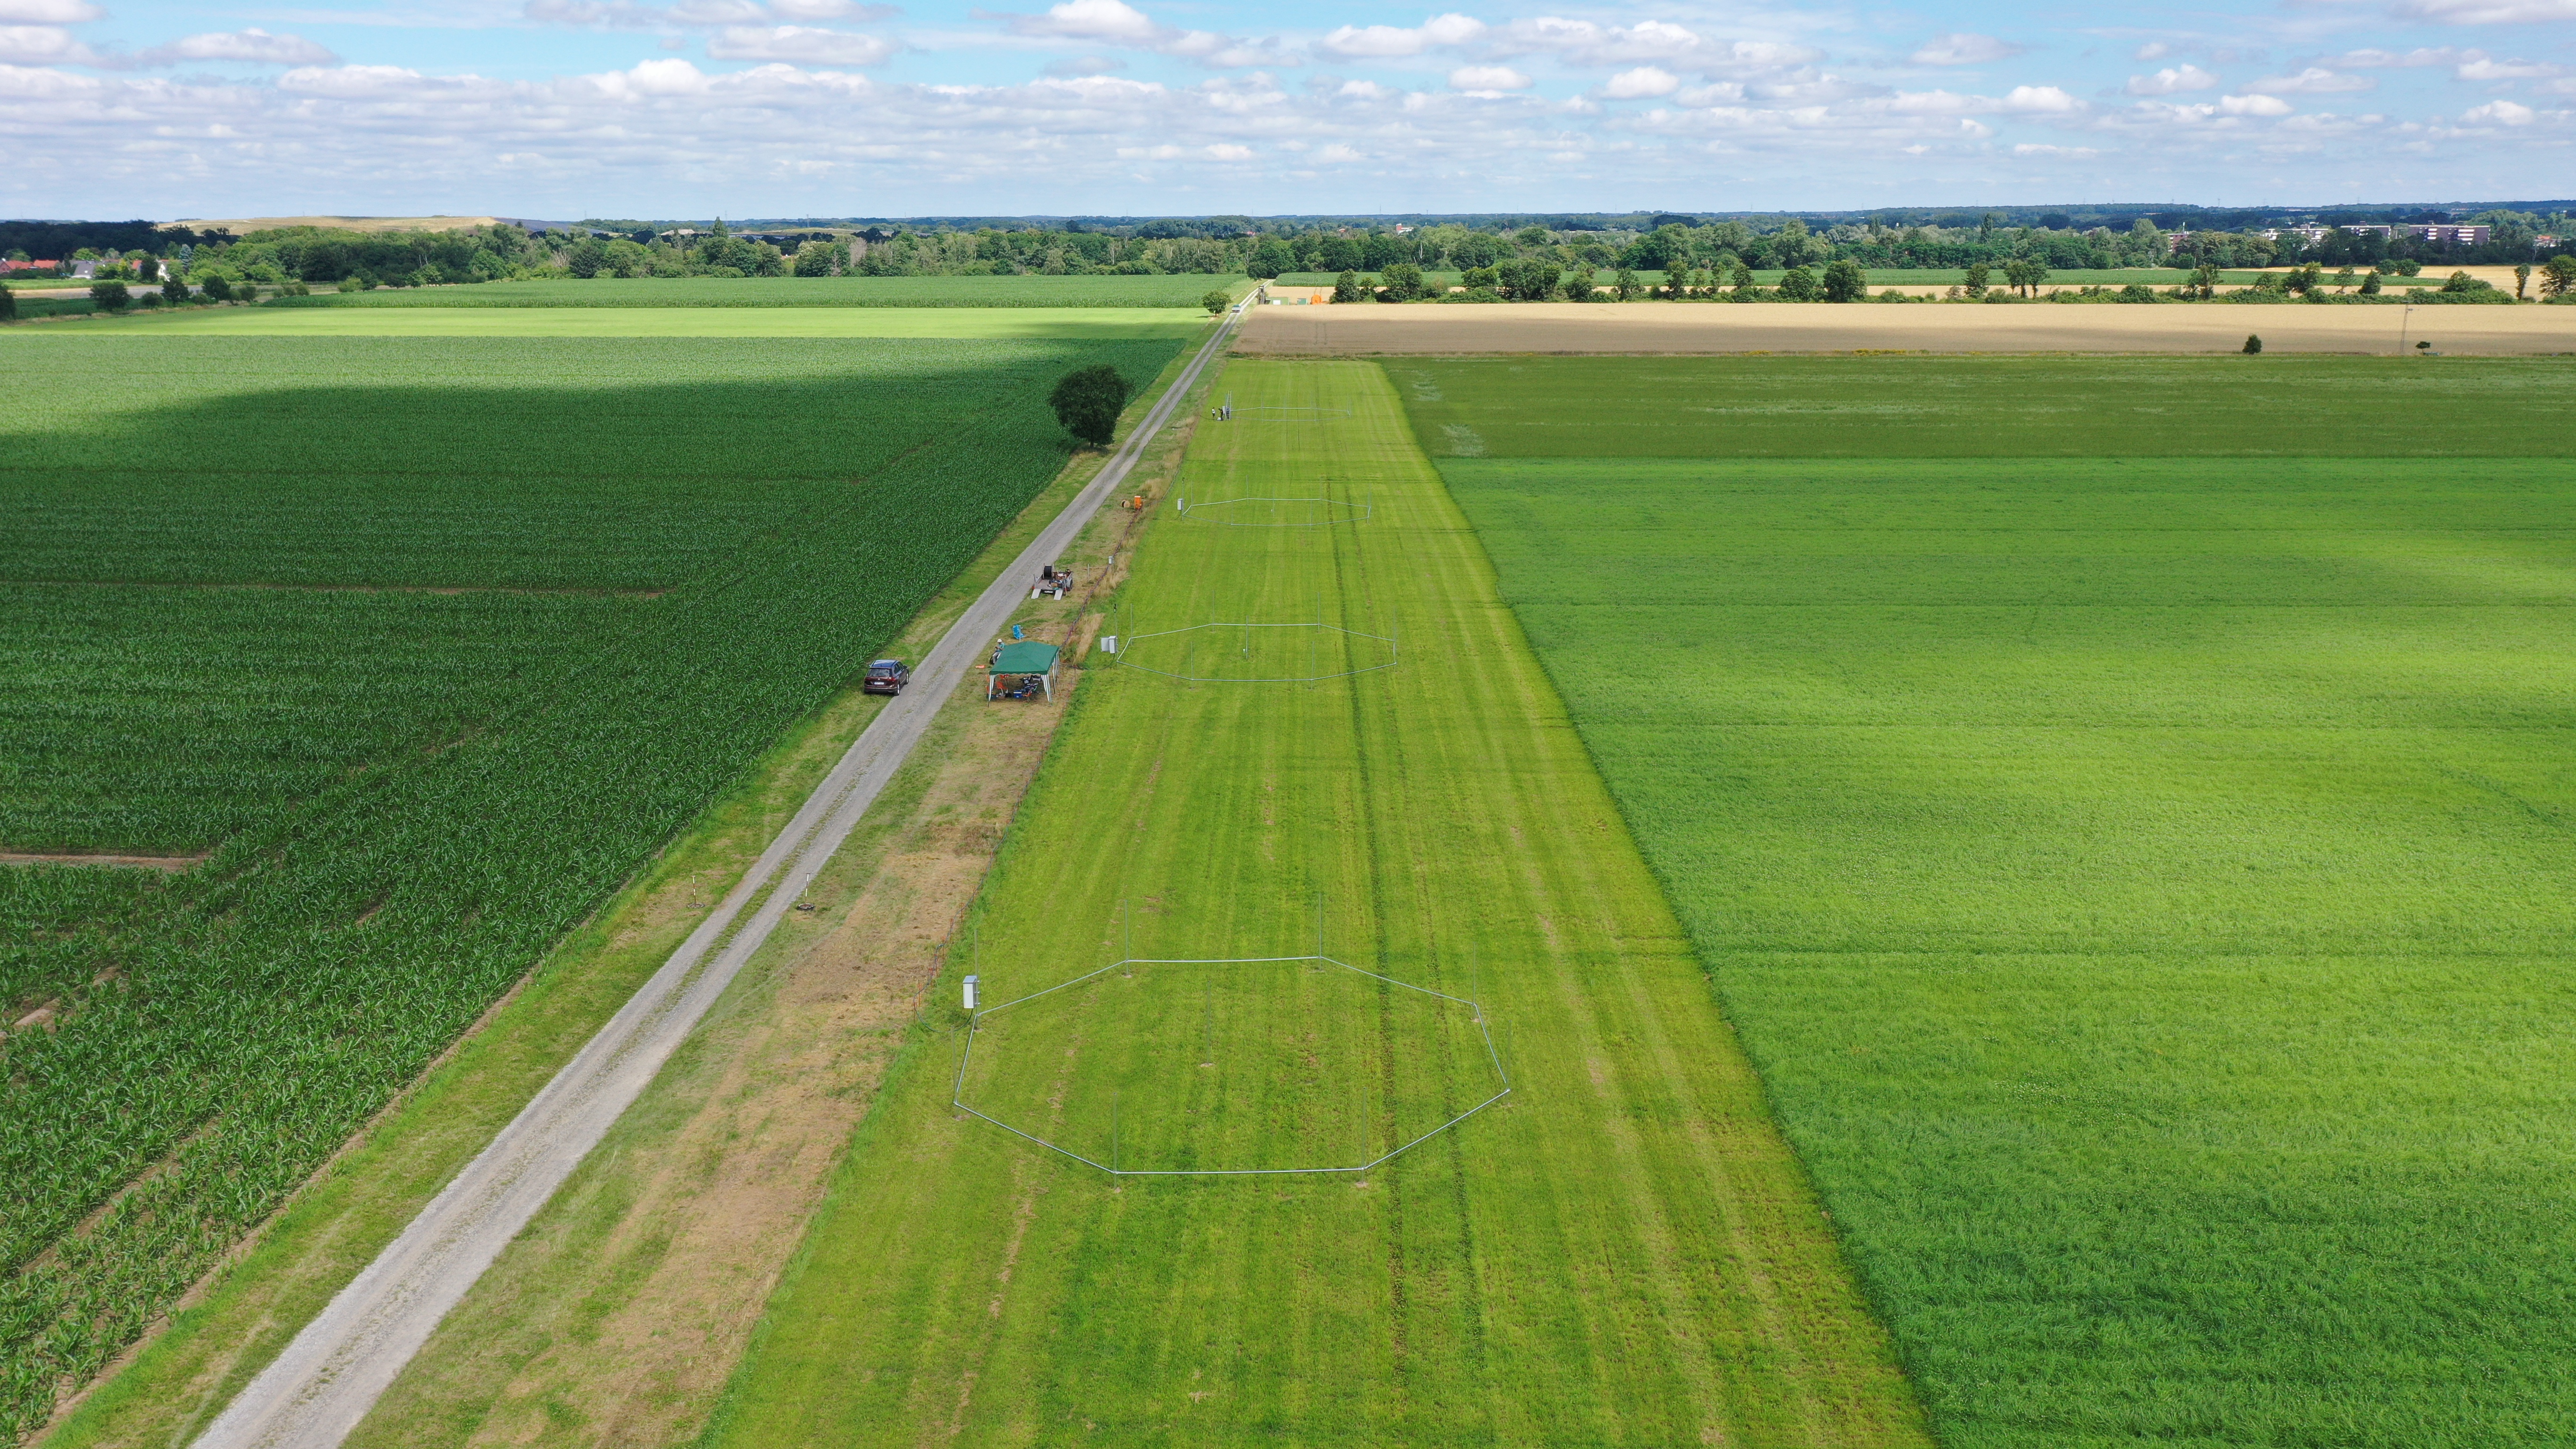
[178,307,1243,1449]
[1236,299,2576,354]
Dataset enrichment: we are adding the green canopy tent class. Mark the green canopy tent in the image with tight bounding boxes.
[988,639,1061,700]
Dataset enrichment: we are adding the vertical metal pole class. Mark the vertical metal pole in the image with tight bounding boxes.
[1112,1084,1120,1175]
[1123,897,1131,962]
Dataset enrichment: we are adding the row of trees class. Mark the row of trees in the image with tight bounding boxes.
[1240,209,2571,281]
[1295,252,2576,306]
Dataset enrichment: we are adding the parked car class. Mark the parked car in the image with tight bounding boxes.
[863,658,910,695]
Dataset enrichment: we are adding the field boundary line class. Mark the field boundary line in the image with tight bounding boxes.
[183,309,1241,1449]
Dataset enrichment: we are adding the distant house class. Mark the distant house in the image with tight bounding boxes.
[67,259,100,279]
[2411,224,2490,246]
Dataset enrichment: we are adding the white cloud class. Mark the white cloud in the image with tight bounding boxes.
[1449,64,1530,91]
[707,24,892,63]
[1480,18,1814,77]
[0,24,91,61]
[2327,47,2459,67]
[1000,0,1285,69]
[1010,0,1155,42]
[2014,142,2098,156]
[1203,141,1251,158]
[2245,67,2372,93]
[1602,65,1677,99]
[2217,92,2292,114]
[135,29,338,65]
[2461,98,2536,122]
[1314,142,1360,161]
[1911,33,2022,66]
[524,0,789,28]
[765,0,890,18]
[278,62,443,97]
[2003,84,2081,112]
[2395,0,2576,19]
[2125,64,2218,94]
[2133,41,2170,60]
[0,0,96,20]
[1319,13,1481,58]
[2457,57,2563,80]
[1042,54,1122,75]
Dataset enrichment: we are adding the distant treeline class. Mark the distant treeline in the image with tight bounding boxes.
[0,219,233,259]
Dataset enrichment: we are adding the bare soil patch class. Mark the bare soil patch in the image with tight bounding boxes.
[1237,301,2576,355]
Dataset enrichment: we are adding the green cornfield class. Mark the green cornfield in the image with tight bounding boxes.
[264,275,1250,309]
[0,330,1189,1436]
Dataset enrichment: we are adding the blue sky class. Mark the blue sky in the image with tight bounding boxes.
[3,0,2570,219]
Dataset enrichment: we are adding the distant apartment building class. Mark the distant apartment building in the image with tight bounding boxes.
[2248,222,2490,248]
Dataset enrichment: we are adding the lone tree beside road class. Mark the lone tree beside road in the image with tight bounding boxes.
[1201,289,1231,314]
[2541,254,2576,298]
[89,281,130,312]
[1049,364,1131,447]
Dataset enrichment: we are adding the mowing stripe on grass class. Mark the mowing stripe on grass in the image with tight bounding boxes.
[700,358,1929,1448]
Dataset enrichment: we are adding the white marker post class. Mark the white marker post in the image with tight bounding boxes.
[962,974,979,1011]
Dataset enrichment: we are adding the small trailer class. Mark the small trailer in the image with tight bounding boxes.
[1032,564,1074,600]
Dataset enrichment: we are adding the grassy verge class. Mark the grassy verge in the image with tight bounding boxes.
[698,357,1929,1447]
[36,321,1218,1449]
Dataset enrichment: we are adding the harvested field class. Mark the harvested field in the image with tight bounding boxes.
[1238,301,2576,354]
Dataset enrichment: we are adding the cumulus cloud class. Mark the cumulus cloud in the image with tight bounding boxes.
[0,24,91,61]
[2245,66,2371,93]
[131,29,338,65]
[0,0,96,20]
[1602,65,1677,99]
[1449,63,1530,92]
[1318,13,1481,58]
[2217,92,2292,114]
[1010,0,1155,42]
[2456,56,2563,79]
[2134,41,2170,60]
[706,24,892,63]
[1002,0,1284,69]
[1911,33,2022,66]
[2003,84,2082,112]
[2125,64,2218,94]
[2461,98,2536,122]
[1203,141,1251,158]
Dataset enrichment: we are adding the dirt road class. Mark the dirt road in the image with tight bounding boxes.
[184,309,1240,1449]
[1238,300,2575,354]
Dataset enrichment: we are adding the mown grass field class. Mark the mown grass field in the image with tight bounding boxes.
[0,328,1193,1436]
[705,359,1929,1447]
[262,275,1245,308]
[28,306,1212,338]
[1404,356,2576,1447]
